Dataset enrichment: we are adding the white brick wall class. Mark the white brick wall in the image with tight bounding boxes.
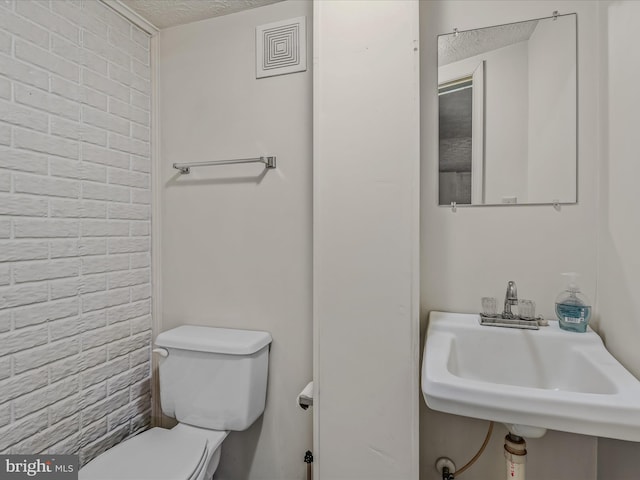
[0,0,152,464]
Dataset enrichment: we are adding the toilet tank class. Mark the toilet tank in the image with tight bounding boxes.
[155,326,272,431]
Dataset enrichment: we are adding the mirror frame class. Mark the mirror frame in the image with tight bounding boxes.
[436,12,578,208]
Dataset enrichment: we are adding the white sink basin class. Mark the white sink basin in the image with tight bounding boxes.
[422,311,640,441]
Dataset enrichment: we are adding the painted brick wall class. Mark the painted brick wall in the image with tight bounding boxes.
[0,0,152,463]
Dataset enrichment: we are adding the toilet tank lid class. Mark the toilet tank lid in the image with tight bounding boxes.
[155,326,272,355]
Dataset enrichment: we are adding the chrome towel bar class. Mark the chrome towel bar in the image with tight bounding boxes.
[173,156,276,174]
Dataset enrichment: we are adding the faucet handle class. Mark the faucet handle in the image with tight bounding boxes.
[482,297,498,317]
[518,299,536,320]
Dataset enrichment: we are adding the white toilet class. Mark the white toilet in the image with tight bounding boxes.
[80,325,272,480]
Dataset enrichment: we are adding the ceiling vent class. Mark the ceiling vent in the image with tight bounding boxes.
[256,16,307,79]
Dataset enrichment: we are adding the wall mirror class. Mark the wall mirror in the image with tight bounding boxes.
[437,13,577,206]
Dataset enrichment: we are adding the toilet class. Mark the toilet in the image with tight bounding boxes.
[80,325,272,480]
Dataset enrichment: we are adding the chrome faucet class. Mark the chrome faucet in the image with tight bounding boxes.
[503,281,518,318]
[480,280,544,330]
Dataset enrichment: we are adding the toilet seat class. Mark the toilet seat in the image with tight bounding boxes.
[80,426,227,480]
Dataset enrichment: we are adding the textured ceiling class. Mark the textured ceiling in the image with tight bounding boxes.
[439,19,539,66]
[121,0,284,29]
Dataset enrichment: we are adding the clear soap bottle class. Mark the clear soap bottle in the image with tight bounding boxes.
[555,273,591,332]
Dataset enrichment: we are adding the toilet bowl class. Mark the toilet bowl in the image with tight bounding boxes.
[79,326,272,480]
[80,424,227,480]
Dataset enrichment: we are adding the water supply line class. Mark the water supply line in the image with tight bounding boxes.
[457,421,494,477]
[437,421,494,479]
[304,450,313,480]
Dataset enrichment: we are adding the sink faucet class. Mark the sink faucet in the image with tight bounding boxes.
[503,281,518,318]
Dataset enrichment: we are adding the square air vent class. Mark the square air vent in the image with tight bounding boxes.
[256,16,306,79]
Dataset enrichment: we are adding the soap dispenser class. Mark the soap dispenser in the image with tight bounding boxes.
[555,273,592,332]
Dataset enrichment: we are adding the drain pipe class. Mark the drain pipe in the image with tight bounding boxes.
[504,433,527,480]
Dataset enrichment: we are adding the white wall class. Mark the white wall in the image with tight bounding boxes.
[158,1,313,479]
[596,1,640,477]
[421,2,600,479]
[313,1,420,478]
[0,0,152,463]
[527,15,577,203]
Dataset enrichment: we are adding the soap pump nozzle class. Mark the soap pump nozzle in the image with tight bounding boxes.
[562,272,580,293]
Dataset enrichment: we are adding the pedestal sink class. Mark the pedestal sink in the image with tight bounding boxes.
[421,311,640,440]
